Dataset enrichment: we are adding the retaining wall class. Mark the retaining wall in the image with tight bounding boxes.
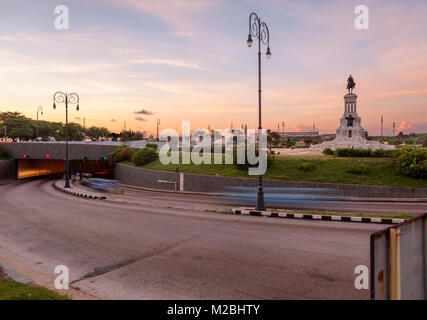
[115,163,427,198]
[0,160,14,180]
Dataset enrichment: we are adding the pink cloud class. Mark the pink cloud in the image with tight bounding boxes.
[397,121,413,133]
[294,123,313,132]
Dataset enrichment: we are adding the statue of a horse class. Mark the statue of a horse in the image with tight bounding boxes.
[347,75,356,94]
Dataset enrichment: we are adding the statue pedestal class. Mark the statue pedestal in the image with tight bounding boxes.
[312,92,394,151]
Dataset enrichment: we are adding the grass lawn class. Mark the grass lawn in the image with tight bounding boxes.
[121,153,427,189]
[0,278,69,300]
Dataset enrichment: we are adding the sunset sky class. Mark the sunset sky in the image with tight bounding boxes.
[0,0,426,136]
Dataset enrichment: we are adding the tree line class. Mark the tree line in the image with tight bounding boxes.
[0,111,147,142]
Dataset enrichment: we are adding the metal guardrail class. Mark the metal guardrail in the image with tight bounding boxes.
[371,212,427,300]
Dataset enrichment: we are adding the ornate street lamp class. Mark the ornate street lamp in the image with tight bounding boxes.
[247,12,271,211]
[36,106,43,140]
[53,92,80,188]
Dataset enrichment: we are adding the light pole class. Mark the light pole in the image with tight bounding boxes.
[247,12,271,211]
[36,106,43,140]
[53,92,80,188]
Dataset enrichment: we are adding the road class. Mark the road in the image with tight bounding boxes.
[111,184,427,215]
[0,179,417,299]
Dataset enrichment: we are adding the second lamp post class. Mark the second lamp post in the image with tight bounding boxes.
[53,91,80,188]
[36,106,43,140]
[247,12,271,211]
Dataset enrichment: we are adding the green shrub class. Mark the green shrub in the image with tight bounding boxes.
[334,148,396,158]
[108,145,135,163]
[335,148,372,157]
[133,147,159,166]
[146,143,158,150]
[322,148,334,155]
[394,148,427,179]
[372,149,397,158]
[298,162,316,172]
[345,163,370,175]
[0,145,10,160]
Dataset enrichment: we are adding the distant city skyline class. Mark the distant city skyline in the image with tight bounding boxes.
[0,0,426,136]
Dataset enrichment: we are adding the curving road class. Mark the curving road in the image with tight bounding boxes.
[0,179,414,299]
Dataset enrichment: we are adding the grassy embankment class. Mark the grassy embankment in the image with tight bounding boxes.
[0,265,69,300]
[0,279,69,300]
[121,153,427,189]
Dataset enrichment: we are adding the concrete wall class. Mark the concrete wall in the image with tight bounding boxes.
[115,163,181,191]
[1,142,119,160]
[115,163,427,198]
[0,160,14,180]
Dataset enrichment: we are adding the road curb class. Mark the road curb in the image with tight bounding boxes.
[0,261,34,285]
[231,207,406,224]
[53,180,107,200]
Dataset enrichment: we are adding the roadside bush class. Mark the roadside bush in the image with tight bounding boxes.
[372,149,397,158]
[146,143,158,150]
[335,148,372,157]
[335,148,398,158]
[394,148,427,179]
[322,148,334,155]
[345,163,370,175]
[0,145,10,160]
[298,162,316,172]
[108,145,135,163]
[133,147,159,166]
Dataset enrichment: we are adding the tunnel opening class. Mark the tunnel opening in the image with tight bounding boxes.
[71,160,113,179]
[17,159,66,179]
[16,159,113,180]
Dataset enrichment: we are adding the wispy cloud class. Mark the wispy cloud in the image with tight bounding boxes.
[113,0,215,29]
[134,109,153,115]
[135,117,147,122]
[169,31,196,38]
[131,58,207,70]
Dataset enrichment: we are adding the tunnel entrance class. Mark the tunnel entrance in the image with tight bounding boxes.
[17,159,66,179]
[16,159,113,180]
[71,160,113,179]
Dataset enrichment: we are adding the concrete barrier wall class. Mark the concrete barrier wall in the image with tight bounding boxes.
[115,163,427,198]
[1,142,118,160]
[0,160,14,180]
[115,163,180,191]
[1,142,166,161]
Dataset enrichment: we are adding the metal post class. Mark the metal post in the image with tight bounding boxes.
[53,92,79,189]
[248,12,270,211]
[65,96,70,188]
[36,111,39,140]
[256,17,265,211]
[36,106,43,141]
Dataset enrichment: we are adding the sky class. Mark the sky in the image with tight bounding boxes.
[0,0,426,136]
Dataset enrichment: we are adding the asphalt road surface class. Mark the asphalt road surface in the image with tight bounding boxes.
[0,179,421,299]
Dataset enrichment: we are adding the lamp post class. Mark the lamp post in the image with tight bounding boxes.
[36,106,43,140]
[53,92,80,188]
[247,12,271,211]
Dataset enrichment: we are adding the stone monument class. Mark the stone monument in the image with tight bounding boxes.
[312,76,394,151]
